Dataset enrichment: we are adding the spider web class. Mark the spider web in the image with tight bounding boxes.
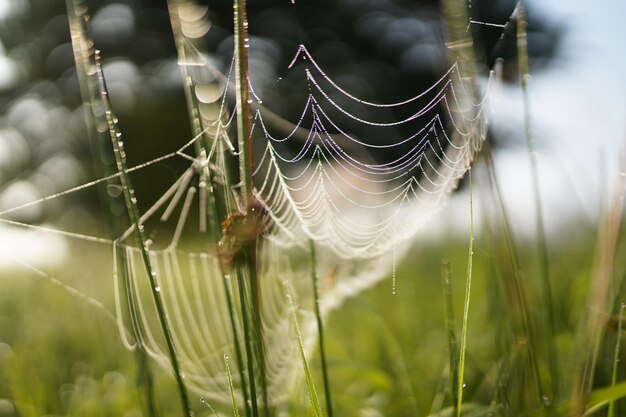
[0,0,503,407]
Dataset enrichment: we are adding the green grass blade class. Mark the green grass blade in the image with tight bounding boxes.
[608,304,625,417]
[457,170,475,417]
[95,53,192,417]
[286,285,324,417]
[516,3,559,397]
[236,268,260,417]
[233,0,254,205]
[225,354,242,417]
[441,260,459,413]
[309,240,334,417]
[571,155,626,416]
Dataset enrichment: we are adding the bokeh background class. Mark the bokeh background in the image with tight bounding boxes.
[1,0,626,416]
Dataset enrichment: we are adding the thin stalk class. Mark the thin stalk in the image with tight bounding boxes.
[309,240,334,417]
[116,244,160,417]
[225,354,242,417]
[571,165,626,415]
[136,338,160,417]
[457,170,474,417]
[483,145,544,411]
[441,260,459,413]
[233,0,269,413]
[233,0,253,205]
[65,4,160,415]
[166,3,251,414]
[608,304,625,417]
[223,271,251,417]
[95,53,192,417]
[245,250,269,417]
[285,282,323,417]
[236,268,260,417]
[516,2,559,396]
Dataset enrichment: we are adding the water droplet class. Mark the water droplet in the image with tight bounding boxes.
[542,395,552,407]
[155,286,161,292]
[247,99,253,104]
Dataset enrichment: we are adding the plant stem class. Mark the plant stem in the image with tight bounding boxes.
[66,2,160,415]
[309,240,334,417]
[608,304,625,417]
[96,53,192,417]
[166,3,252,414]
[237,268,260,417]
[441,260,459,414]
[225,354,242,417]
[233,0,269,413]
[233,0,253,205]
[456,170,474,417]
[516,2,559,397]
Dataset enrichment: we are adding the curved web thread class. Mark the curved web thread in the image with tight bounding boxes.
[251,45,495,258]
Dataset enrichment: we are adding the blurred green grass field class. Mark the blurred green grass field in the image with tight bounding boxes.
[1,220,620,417]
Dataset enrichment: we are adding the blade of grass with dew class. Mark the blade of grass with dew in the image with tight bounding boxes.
[456,170,475,417]
[66,3,160,414]
[309,240,334,417]
[516,2,559,398]
[225,354,241,417]
[95,52,192,417]
[441,260,459,414]
[233,0,270,413]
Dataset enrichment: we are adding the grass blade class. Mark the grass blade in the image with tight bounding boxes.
[516,3,559,396]
[456,170,475,417]
[441,260,459,413]
[225,354,242,417]
[95,52,192,417]
[286,283,324,417]
[608,304,625,417]
[310,240,334,417]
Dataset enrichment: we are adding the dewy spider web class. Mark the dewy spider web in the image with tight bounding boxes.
[253,45,495,258]
[0,0,501,406]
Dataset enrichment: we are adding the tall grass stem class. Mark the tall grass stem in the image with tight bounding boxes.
[456,170,475,417]
[608,304,625,417]
[309,240,334,417]
[96,54,192,417]
[516,3,559,396]
[441,260,459,413]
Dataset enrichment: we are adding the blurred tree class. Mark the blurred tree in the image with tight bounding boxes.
[0,0,561,223]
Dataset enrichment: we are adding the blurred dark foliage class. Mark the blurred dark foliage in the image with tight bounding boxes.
[0,0,561,224]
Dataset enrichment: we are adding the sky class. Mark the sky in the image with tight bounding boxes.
[422,0,626,241]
